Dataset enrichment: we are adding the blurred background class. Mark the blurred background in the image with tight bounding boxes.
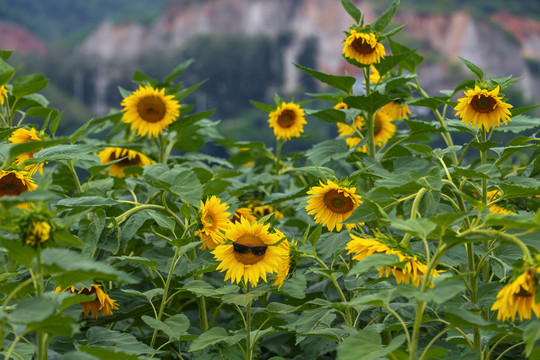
[1,0,540,149]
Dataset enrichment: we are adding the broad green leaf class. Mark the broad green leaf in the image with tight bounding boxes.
[308,224,323,248]
[189,327,230,352]
[8,138,66,162]
[347,254,400,275]
[466,140,500,152]
[510,105,540,117]
[348,289,397,307]
[26,313,78,338]
[175,79,207,101]
[410,166,442,190]
[85,327,161,355]
[407,96,449,111]
[7,296,56,324]
[143,164,202,206]
[294,63,356,94]
[142,314,189,341]
[344,93,391,114]
[306,139,349,166]
[62,351,100,360]
[12,74,48,98]
[78,347,140,360]
[0,236,37,267]
[0,57,16,84]
[164,58,194,83]
[249,99,275,112]
[458,56,483,81]
[391,218,437,240]
[33,144,102,161]
[524,321,540,357]
[493,115,540,133]
[371,0,400,33]
[443,306,503,331]
[337,329,405,360]
[499,176,540,198]
[453,164,501,179]
[484,213,540,231]
[388,39,423,73]
[311,108,346,124]
[379,74,416,94]
[341,0,362,23]
[122,288,164,302]
[133,69,156,86]
[113,256,158,269]
[148,211,176,232]
[56,196,119,208]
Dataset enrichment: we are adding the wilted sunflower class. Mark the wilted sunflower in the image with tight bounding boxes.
[232,207,257,224]
[212,217,288,287]
[381,101,411,121]
[121,85,181,138]
[305,179,362,232]
[268,102,307,141]
[343,30,385,65]
[373,111,396,146]
[0,85,7,105]
[8,127,45,174]
[337,115,366,150]
[491,268,540,321]
[198,196,231,250]
[346,235,441,287]
[24,221,51,247]
[98,147,153,177]
[57,284,119,319]
[0,170,37,198]
[454,85,513,131]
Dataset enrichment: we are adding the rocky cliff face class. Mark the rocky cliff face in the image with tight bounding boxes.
[73,0,540,111]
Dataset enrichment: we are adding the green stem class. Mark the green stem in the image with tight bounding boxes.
[409,299,426,360]
[66,160,83,193]
[274,139,283,193]
[245,283,252,360]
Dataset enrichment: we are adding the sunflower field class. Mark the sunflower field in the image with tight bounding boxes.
[1,0,540,359]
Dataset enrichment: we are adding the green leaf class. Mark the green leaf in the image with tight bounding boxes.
[388,39,424,73]
[294,63,356,94]
[142,314,190,341]
[347,254,400,275]
[510,105,540,117]
[61,351,101,360]
[12,74,48,98]
[148,211,176,232]
[7,296,56,324]
[407,96,448,111]
[524,321,540,357]
[122,288,164,302]
[466,140,500,152]
[499,177,540,198]
[164,58,194,83]
[189,327,231,352]
[143,164,202,206]
[56,196,119,208]
[344,93,391,114]
[249,99,275,112]
[458,56,483,81]
[33,144,102,161]
[391,218,437,240]
[85,327,161,355]
[27,313,78,338]
[310,108,346,123]
[77,347,140,360]
[453,164,501,179]
[371,0,400,33]
[133,69,156,86]
[341,0,362,23]
[493,115,540,133]
[113,256,158,269]
[338,329,405,360]
[379,74,416,94]
[308,224,323,248]
[306,139,349,166]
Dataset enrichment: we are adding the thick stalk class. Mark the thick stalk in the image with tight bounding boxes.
[409,299,426,360]
[363,67,376,158]
[245,284,252,360]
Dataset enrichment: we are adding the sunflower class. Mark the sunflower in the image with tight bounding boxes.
[25,221,51,247]
[248,200,284,220]
[346,235,441,287]
[368,65,381,83]
[305,179,362,232]
[343,30,385,65]
[98,147,153,177]
[57,284,119,319]
[0,85,7,106]
[0,170,37,198]
[487,189,516,215]
[121,85,181,138]
[491,268,540,321]
[333,102,349,111]
[212,217,288,287]
[373,111,396,146]
[337,115,365,150]
[268,102,307,141]
[270,229,291,290]
[9,128,45,174]
[454,85,513,131]
[381,101,411,121]
[232,207,257,224]
[198,196,231,250]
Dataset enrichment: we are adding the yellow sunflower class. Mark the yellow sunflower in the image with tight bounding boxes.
[0,85,8,106]
[57,284,119,319]
[346,235,441,287]
[487,189,516,215]
[454,85,513,131]
[337,115,366,150]
[198,196,231,250]
[369,65,381,83]
[212,217,288,287]
[25,221,51,247]
[381,101,411,121]
[491,268,540,321]
[268,102,307,141]
[121,85,181,138]
[270,229,291,290]
[98,147,153,177]
[343,30,385,65]
[248,200,284,220]
[333,102,349,111]
[8,127,45,174]
[0,170,37,198]
[373,111,396,146]
[232,207,257,224]
[305,179,362,232]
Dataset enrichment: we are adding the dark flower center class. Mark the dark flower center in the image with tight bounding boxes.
[516,286,533,298]
[277,110,296,128]
[0,173,28,197]
[137,96,166,123]
[471,95,497,113]
[109,150,142,168]
[323,189,354,214]
[233,234,265,265]
[351,38,376,55]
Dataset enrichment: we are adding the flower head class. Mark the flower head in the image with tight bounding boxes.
[121,85,181,138]
[249,201,284,220]
[0,170,37,197]
[8,128,44,174]
[98,147,153,177]
[487,189,516,215]
[232,207,257,224]
[491,268,540,321]
[268,102,307,141]
[24,221,51,247]
[57,284,119,319]
[337,115,366,150]
[198,196,231,250]
[305,179,362,232]
[0,85,7,106]
[343,30,385,65]
[381,101,411,121]
[346,235,441,287]
[454,85,513,131]
[373,111,396,146]
[212,217,288,287]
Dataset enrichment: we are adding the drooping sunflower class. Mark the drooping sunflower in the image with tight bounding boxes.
[98,147,153,177]
[198,196,231,250]
[57,284,119,319]
[454,85,513,131]
[8,127,45,174]
[373,111,396,146]
[212,217,288,287]
[346,235,441,287]
[232,207,257,224]
[0,85,7,105]
[305,179,362,232]
[343,30,385,65]
[491,268,540,321]
[381,101,411,121]
[121,85,181,138]
[24,221,51,247]
[268,102,307,141]
[337,115,366,150]
[0,170,37,198]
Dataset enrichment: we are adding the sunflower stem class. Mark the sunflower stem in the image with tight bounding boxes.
[66,159,83,194]
[363,67,376,158]
[409,299,426,360]
[273,139,283,193]
[480,129,488,206]
[245,283,252,360]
